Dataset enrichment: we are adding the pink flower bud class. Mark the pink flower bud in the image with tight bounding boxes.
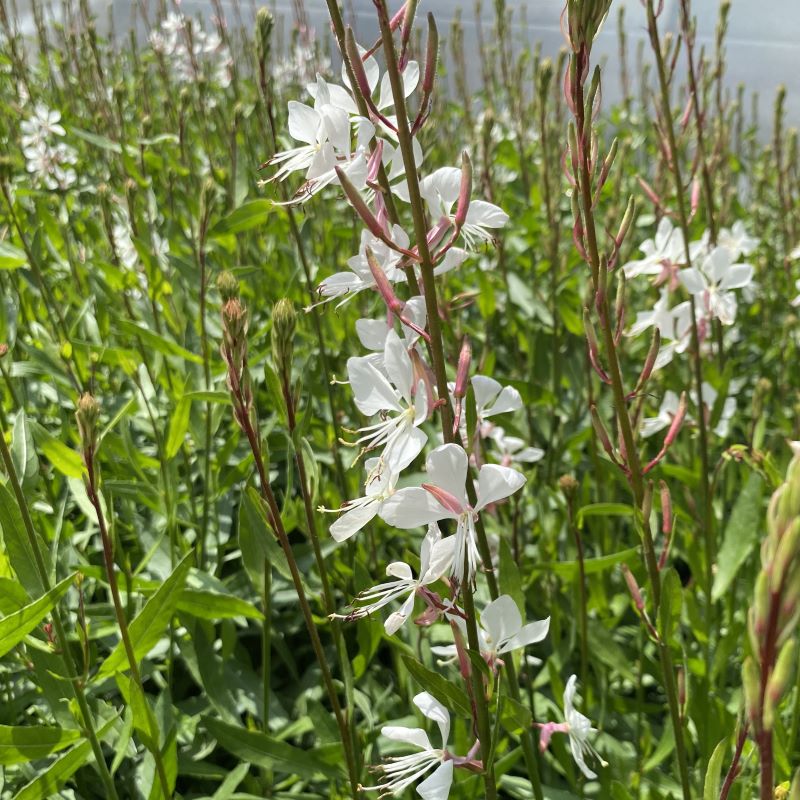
[422,482,465,516]
[622,564,645,612]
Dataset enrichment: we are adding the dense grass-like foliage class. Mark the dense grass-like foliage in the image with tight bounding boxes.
[0,0,799,798]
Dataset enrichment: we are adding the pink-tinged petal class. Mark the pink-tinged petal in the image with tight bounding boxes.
[380,488,450,528]
[678,267,706,295]
[425,444,469,508]
[413,692,450,745]
[384,329,414,400]
[416,760,453,800]
[347,356,403,416]
[475,464,526,511]
[499,617,551,654]
[466,199,509,229]
[330,500,380,541]
[381,725,432,751]
[720,262,754,290]
[287,101,321,144]
[480,595,522,646]
[484,385,522,417]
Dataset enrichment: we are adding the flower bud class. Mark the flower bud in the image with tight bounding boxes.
[559,474,579,497]
[271,298,296,377]
[256,8,274,63]
[76,393,100,454]
[453,337,472,400]
[771,518,800,594]
[622,564,645,612]
[764,638,796,730]
[742,655,762,729]
[217,271,239,302]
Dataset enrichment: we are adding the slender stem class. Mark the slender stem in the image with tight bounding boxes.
[719,723,748,800]
[0,415,120,800]
[566,494,589,690]
[261,557,273,796]
[83,451,172,799]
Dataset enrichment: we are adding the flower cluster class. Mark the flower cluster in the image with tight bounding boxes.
[20,103,78,190]
[149,12,232,89]
[268,12,603,796]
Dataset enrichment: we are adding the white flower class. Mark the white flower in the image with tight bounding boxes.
[627,289,693,370]
[622,218,685,279]
[679,246,754,325]
[20,103,65,150]
[356,296,428,353]
[364,692,455,799]
[347,329,429,473]
[563,675,607,780]
[395,167,508,249]
[380,444,525,585]
[325,458,399,542]
[267,76,374,200]
[717,221,758,260]
[316,227,407,307]
[433,594,549,669]
[641,391,682,439]
[488,427,544,467]
[694,381,737,438]
[337,524,454,634]
[791,279,800,308]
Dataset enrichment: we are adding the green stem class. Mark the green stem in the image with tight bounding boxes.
[0,414,120,799]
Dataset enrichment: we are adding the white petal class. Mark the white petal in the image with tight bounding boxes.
[380,487,449,528]
[678,267,706,295]
[330,500,380,541]
[570,736,597,780]
[480,595,522,646]
[413,692,450,746]
[422,535,456,584]
[484,385,522,417]
[416,760,453,800]
[348,356,403,416]
[466,200,509,229]
[499,617,551,654]
[381,725,431,751]
[515,447,545,463]
[384,591,416,635]
[471,375,502,412]
[386,561,414,580]
[384,426,428,473]
[425,444,469,507]
[287,102,321,144]
[720,262,754,290]
[475,464,526,511]
[355,317,389,351]
[384,329,414,400]
[704,246,732,284]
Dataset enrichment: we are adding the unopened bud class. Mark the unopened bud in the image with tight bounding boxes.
[256,8,274,63]
[537,58,554,99]
[453,151,472,229]
[559,474,579,497]
[76,393,100,453]
[271,298,296,376]
[622,564,645,612]
[217,271,239,302]
[616,196,636,245]
[453,337,472,399]
[764,638,796,730]
[742,655,762,729]
[771,518,800,593]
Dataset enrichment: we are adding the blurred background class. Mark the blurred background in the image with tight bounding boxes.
[11,0,800,129]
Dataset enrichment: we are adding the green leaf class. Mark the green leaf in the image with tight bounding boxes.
[402,655,472,718]
[0,724,81,765]
[127,677,161,752]
[68,126,124,153]
[576,503,634,529]
[0,574,75,657]
[643,722,675,772]
[499,538,524,612]
[95,552,192,680]
[203,717,342,779]
[0,241,27,269]
[165,397,191,460]
[11,411,38,488]
[238,488,294,592]
[499,695,532,735]
[13,739,93,800]
[209,199,275,237]
[177,589,263,620]
[0,483,44,595]
[31,425,84,479]
[704,738,728,800]
[527,547,640,580]
[116,320,203,365]
[712,472,764,601]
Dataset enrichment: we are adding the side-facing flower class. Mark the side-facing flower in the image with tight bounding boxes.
[346,329,429,472]
[538,675,607,780]
[380,444,525,585]
[622,217,685,281]
[335,524,454,633]
[363,692,455,799]
[488,427,544,468]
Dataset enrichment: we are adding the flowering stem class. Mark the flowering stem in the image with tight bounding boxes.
[81,442,172,800]
[718,723,748,800]
[0,413,120,800]
[570,34,693,800]
[644,0,715,685]
[373,4,496,796]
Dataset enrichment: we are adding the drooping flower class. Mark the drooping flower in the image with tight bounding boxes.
[335,524,454,633]
[363,692,456,799]
[346,329,429,473]
[679,246,754,325]
[380,444,525,585]
[538,675,607,780]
